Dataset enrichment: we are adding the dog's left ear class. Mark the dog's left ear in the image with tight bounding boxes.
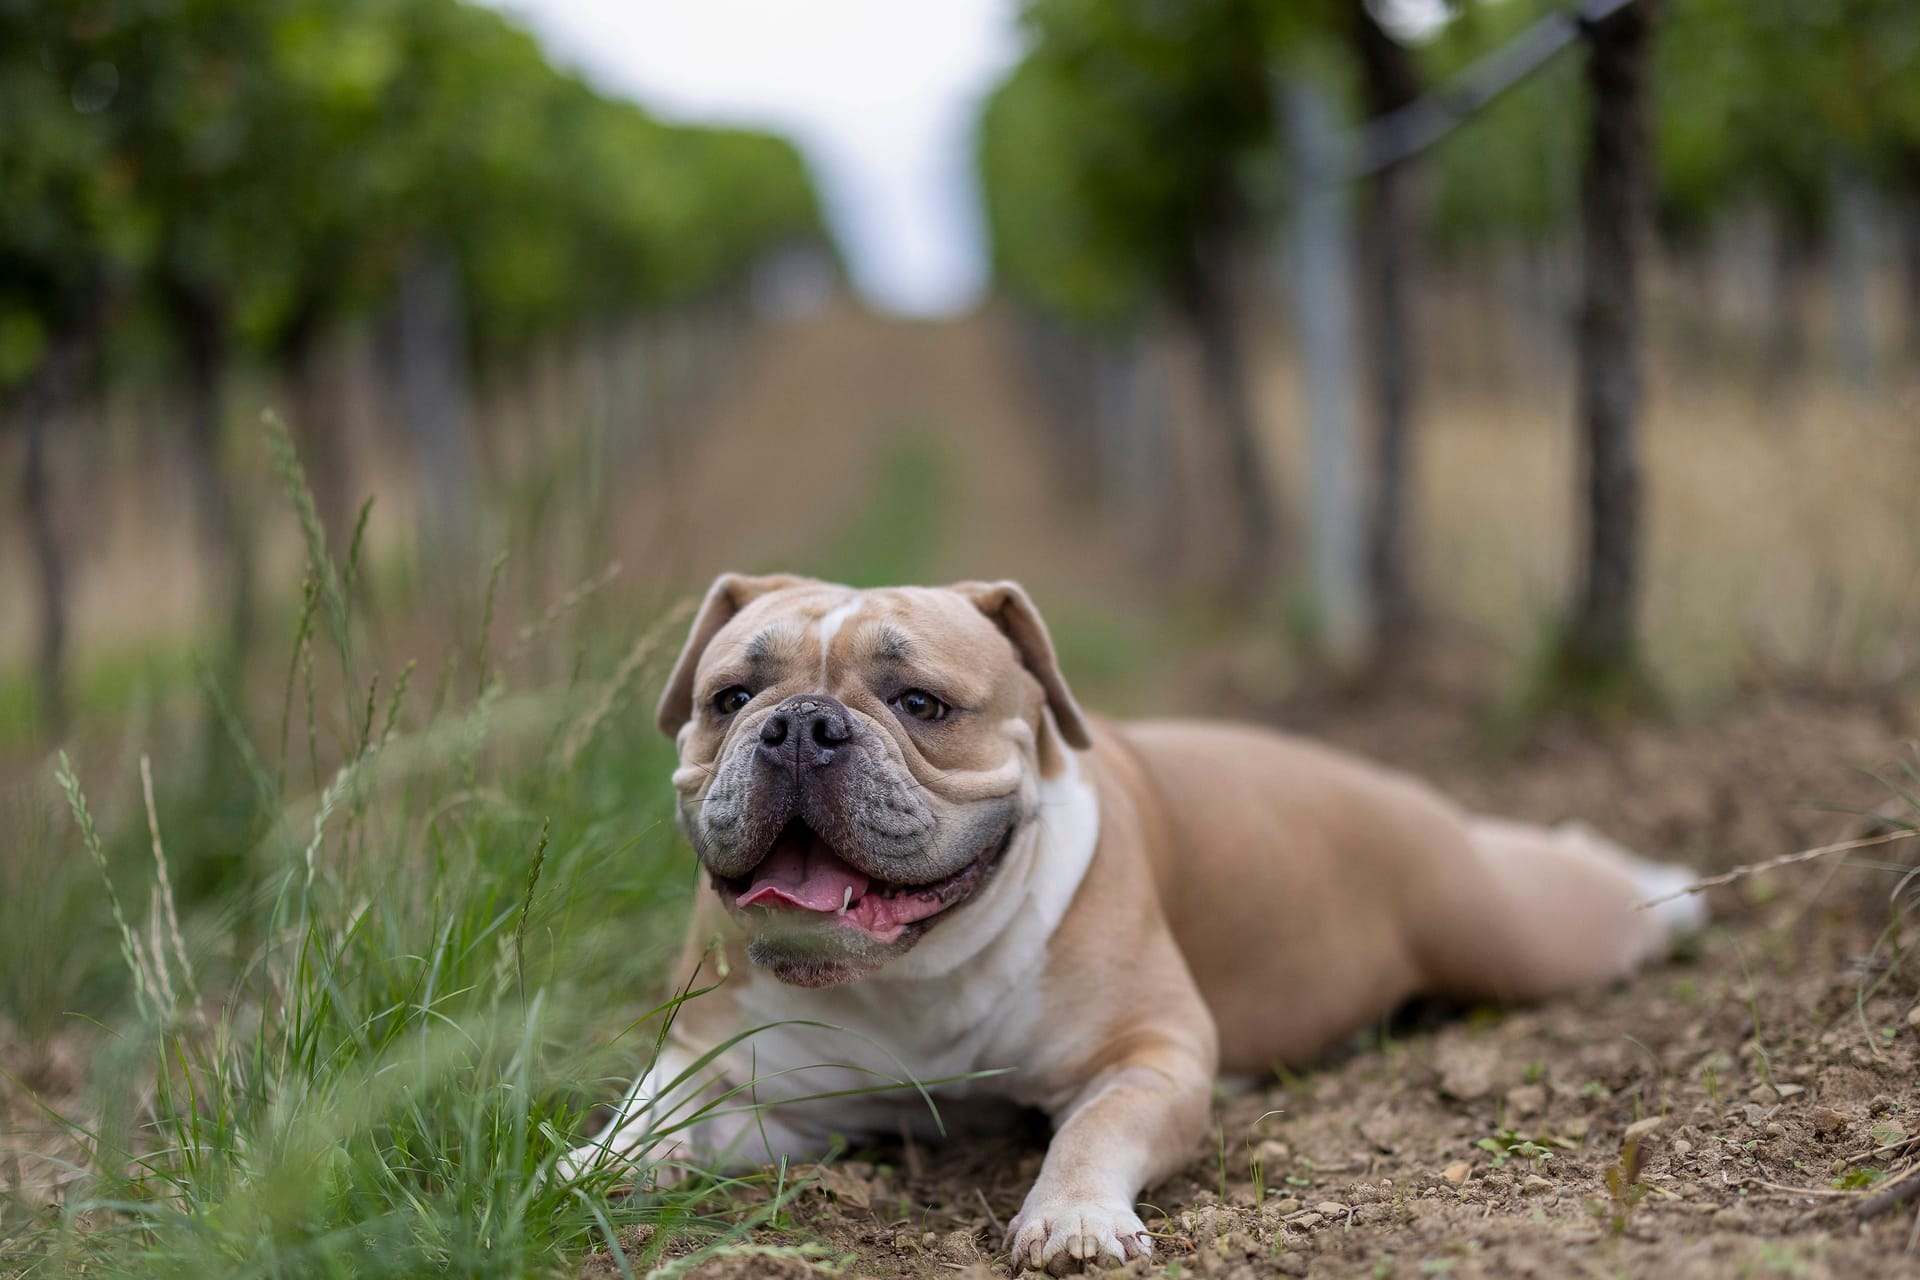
[656,573,812,737]
[949,580,1092,751]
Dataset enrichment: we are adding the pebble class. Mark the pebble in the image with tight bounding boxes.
[1672,1139,1693,1158]
[1313,1201,1347,1218]
[1624,1115,1665,1142]
[1812,1107,1850,1135]
[1442,1162,1471,1186]
[1268,1197,1302,1215]
[1748,1083,1780,1106]
[1522,1175,1555,1194]
[935,1231,978,1264]
[1286,1212,1325,1230]
[1908,1005,1920,1032]
[1765,1122,1787,1138]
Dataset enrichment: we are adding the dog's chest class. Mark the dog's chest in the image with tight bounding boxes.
[722,903,1051,1116]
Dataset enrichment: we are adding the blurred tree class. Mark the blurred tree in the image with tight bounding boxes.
[1559,0,1656,695]
[0,0,144,731]
[987,0,1285,591]
[1351,1,1424,651]
[2,0,826,739]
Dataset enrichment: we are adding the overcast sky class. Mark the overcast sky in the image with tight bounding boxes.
[481,0,1025,317]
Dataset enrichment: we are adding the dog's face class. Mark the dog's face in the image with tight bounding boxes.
[656,575,1092,987]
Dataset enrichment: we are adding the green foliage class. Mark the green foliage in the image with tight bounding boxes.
[1595,1136,1650,1235]
[979,0,1281,330]
[978,0,1920,316]
[0,0,827,394]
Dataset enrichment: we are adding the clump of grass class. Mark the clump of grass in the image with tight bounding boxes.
[0,420,791,1278]
[1475,1129,1557,1169]
[1593,1135,1651,1235]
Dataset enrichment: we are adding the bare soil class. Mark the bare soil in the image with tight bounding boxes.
[601,690,1920,1280]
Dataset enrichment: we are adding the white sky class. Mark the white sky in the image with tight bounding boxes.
[482,0,1025,317]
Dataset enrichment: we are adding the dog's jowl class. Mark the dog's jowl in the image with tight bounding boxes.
[563,574,1705,1273]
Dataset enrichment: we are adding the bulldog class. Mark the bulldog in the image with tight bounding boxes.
[563,574,1704,1272]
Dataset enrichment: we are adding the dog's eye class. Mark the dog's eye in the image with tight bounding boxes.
[712,686,753,716]
[892,689,948,722]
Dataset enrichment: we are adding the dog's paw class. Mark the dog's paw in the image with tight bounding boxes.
[1006,1194,1151,1273]
[557,1136,688,1190]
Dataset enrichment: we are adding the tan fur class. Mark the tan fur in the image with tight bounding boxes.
[566,577,1702,1272]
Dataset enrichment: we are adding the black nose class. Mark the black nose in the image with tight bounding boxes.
[758,694,852,771]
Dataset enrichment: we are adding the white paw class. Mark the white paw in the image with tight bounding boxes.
[1006,1194,1152,1273]
[557,1130,688,1188]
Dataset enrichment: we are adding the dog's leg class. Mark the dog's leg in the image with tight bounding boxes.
[1006,1040,1212,1274]
[1412,818,1706,1003]
[560,1043,824,1182]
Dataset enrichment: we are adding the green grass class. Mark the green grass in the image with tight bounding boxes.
[0,425,867,1279]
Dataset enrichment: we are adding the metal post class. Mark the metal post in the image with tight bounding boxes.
[1283,79,1371,664]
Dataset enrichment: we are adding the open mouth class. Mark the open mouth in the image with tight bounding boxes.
[712,818,1013,944]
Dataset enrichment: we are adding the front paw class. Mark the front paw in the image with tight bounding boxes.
[1006,1193,1152,1274]
[557,1133,688,1189]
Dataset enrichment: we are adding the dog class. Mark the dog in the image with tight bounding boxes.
[563,574,1704,1272]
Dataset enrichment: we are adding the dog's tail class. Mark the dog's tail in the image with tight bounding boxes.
[1417,817,1706,1004]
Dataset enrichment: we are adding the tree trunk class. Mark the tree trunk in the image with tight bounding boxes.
[18,351,79,736]
[12,293,113,737]
[1900,173,1920,366]
[169,284,253,668]
[393,246,477,570]
[280,306,354,552]
[1354,4,1424,650]
[1827,164,1875,389]
[1560,0,1656,690]
[1184,248,1279,594]
[1762,224,1813,404]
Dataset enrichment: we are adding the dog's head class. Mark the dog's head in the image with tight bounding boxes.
[656,574,1092,988]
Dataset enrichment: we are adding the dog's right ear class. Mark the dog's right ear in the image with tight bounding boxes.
[656,573,810,738]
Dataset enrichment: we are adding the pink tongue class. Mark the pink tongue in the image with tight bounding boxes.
[737,828,871,913]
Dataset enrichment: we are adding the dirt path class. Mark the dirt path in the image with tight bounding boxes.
[615,300,1139,607]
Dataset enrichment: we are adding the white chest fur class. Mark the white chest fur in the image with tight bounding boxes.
[700,749,1101,1138]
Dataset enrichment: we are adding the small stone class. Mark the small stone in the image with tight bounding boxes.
[1563,1116,1592,1140]
[1908,1005,1920,1032]
[1505,1083,1548,1118]
[1812,1107,1850,1135]
[1765,1122,1786,1138]
[1743,1104,1767,1126]
[1434,1041,1499,1101]
[1442,1162,1471,1186]
[1776,1083,1805,1098]
[1522,1174,1555,1194]
[1830,1159,1848,1176]
[1672,1139,1693,1158]
[1313,1201,1347,1218]
[1286,1212,1325,1230]
[1268,1197,1302,1216]
[1624,1115,1665,1143]
[1749,1083,1781,1106]
[936,1230,981,1264]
